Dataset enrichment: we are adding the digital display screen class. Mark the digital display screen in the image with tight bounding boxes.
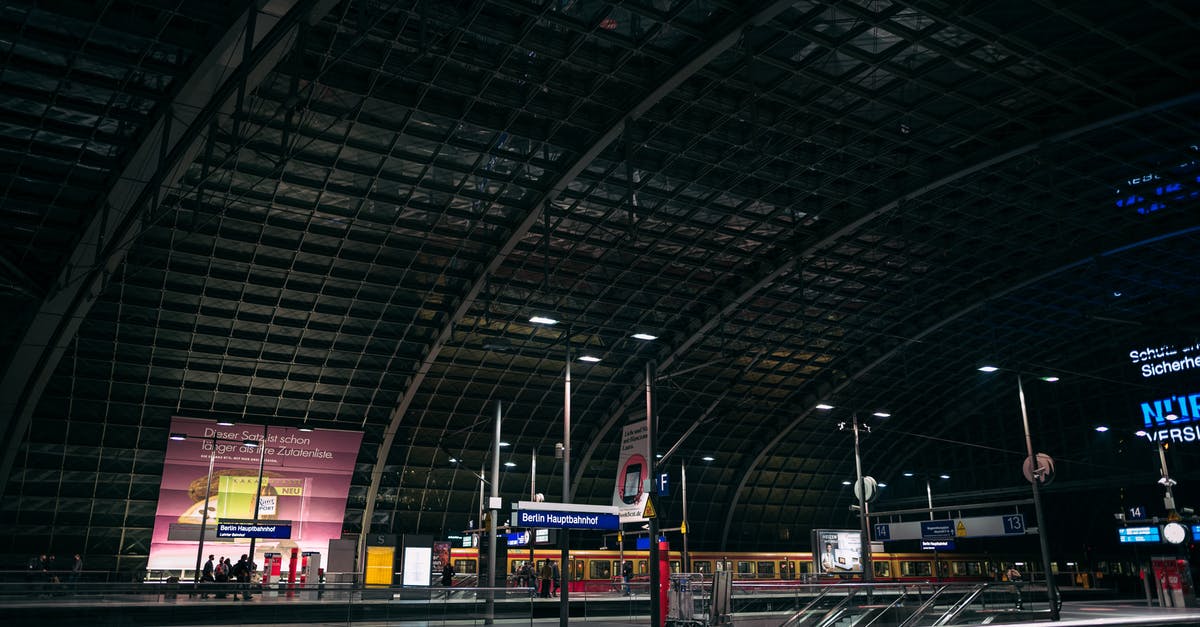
[1118,526,1161,543]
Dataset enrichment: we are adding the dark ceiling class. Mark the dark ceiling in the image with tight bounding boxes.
[3,0,1200,572]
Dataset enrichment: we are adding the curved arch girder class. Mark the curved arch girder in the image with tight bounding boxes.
[358,0,799,539]
[0,0,340,491]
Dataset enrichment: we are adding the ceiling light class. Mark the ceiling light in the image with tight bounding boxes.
[1041,376,1060,382]
[1135,430,1148,437]
[842,481,852,486]
[815,403,834,410]
[499,441,510,447]
[878,483,887,488]
[243,440,259,448]
[939,474,950,480]
[217,420,235,426]
[169,433,187,441]
[298,426,314,432]
[873,412,891,418]
[702,456,715,462]
[902,472,914,477]
[448,458,458,463]
[655,454,662,458]
[632,333,658,341]
[503,461,517,467]
[977,366,999,373]
[1095,426,1109,433]
[578,355,602,362]
[529,316,558,325]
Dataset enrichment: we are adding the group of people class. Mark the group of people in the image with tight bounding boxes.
[199,554,255,599]
[26,553,83,589]
[513,559,561,597]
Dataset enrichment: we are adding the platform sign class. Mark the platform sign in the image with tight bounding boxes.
[921,520,956,540]
[513,500,619,531]
[873,523,891,541]
[1118,526,1161,543]
[1002,514,1025,535]
[921,539,956,550]
[657,473,669,496]
[1128,505,1147,520]
[215,519,293,539]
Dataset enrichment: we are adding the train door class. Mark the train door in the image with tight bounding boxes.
[780,560,796,580]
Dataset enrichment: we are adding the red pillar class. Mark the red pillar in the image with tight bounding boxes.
[658,540,670,625]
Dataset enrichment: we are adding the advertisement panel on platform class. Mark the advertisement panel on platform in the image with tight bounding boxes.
[148,417,363,571]
[813,529,862,575]
[613,422,650,522]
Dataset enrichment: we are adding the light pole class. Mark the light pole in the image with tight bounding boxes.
[819,404,885,582]
[168,429,260,591]
[901,472,949,520]
[980,366,1060,621]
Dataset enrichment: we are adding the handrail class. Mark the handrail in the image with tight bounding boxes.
[932,583,988,626]
[860,586,911,627]
[779,585,837,627]
[782,586,860,627]
[897,584,950,627]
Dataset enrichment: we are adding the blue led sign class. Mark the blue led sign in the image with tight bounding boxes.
[216,521,293,539]
[515,509,619,531]
[1118,526,1161,544]
[921,540,955,550]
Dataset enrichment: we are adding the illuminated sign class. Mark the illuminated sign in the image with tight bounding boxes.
[506,531,531,547]
[216,520,293,539]
[1116,149,1200,216]
[515,509,618,530]
[1129,342,1200,380]
[921,540,955,550]
[1117,526,1161,543]
[813,529,863,575]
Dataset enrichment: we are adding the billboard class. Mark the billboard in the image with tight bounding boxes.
[149,417,363,571]
[813,529,862,574]
[613,422,649,522]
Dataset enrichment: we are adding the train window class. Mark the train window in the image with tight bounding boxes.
[670,560,681,574]
[694,561,712,574]
[900,561,932,577]
[511,559,529,574]
[736,561,755,578]
[799,561,813,574]
[780,561,796,580]
[951,561,983,576]
[590,560,612,580]
[874,561,891,578]
[757,562,775,579]
[454,559,477,574]
[638,560,648,575]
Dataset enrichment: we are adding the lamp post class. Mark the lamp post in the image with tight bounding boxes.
[168,429,261,592]
[819,405,884,583]
[981,367,1060,621]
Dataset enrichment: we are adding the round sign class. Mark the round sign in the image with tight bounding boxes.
[854,476,879,503]
[1164,522,1188,545]
[1022,453,1055,485]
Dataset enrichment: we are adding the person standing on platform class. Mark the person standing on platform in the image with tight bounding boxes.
[200,554,215,598]
[441,561,455,587]
[551,560,560,597]
[69,554,82,590]
[622,560,633,595]
[539,560,553,598]
[1006,565,1023,609]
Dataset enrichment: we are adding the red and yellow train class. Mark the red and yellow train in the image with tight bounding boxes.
[447,547,995,592]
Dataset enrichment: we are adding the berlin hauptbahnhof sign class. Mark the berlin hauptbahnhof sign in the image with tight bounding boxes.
[512,501,619,531]
[215,519,293,539]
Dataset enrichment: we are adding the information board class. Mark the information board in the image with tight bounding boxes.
[1118,526,1161,543]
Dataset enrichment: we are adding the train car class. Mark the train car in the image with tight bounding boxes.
[441,547,997,593]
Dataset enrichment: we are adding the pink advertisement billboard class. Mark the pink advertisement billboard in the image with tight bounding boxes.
[148,417,363,571]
